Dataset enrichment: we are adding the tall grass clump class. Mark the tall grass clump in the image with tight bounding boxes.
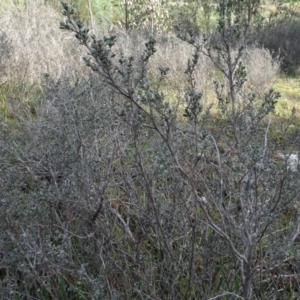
[242,47,280,96]
[0,0,89,118]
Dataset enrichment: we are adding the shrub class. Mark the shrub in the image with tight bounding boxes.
[242,46,280,96]
[0,30,11,83]
[1,1,300,299]
[253,19,300,75]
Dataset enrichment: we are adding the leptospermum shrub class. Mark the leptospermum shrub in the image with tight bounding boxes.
[1,1,300,299]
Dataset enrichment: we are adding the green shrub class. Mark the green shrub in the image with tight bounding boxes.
[253,19,300,75]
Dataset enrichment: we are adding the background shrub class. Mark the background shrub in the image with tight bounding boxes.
[242,46,280,96]
[253,19,300,75]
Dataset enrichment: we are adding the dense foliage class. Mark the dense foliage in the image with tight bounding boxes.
[1,0,300,299]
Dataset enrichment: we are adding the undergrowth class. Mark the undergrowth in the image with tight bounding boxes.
[1,1,300,299]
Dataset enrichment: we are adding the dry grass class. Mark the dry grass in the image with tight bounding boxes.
[114,32,280,112]
[0,0,93,118]
[0,0,89,82]
[115,32,216,104]
[242,46,280,96]
[0,0,281,120]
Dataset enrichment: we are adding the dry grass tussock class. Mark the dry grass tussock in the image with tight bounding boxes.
[242,46,280,96]
[114,31,280,106]
[0,0,88,84]
[114,32,216,104]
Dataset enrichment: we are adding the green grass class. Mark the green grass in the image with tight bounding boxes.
[273,75,300,116]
